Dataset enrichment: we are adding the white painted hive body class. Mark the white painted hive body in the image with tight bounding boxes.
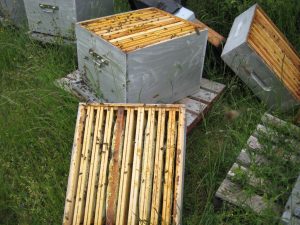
[0,0,27,27]
[222,4,300,111]
[76,8,208,103]
[23,0,114,41]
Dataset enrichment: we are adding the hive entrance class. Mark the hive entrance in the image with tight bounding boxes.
[63,103,186,225]
[79,8,200,52]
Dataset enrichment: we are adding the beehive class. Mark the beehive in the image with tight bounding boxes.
[63,103,186,225]
[23,0,114,41]
[0,0,27,26]
[76,8,208,103]
[222,4,300,110]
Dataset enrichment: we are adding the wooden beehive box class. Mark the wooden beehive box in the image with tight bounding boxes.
[63,103,186,225]
[23,0,114,41]
[76,8,208,103]
[222,4,300,110]
[0,0,27,27]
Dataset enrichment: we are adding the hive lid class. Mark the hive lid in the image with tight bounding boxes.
[247,5,300,101]
[78,7,204,53]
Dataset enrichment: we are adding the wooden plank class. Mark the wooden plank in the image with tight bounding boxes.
[192,19,225,48]
[282,175,300,224]
[83,9,159,27]
[122,27,196,52]
[72,106,95,225]
[227,163,264,188]
[179,97,207,133]
[113,21,187,45]
[173,107,186,224]
[107,18,180,41]
[247,135,262,151]
[94,108,115,225]
[95,14,172,35]
[144,109,157,220]
[236,149,252,167]
[190,89,218,104]
[150,108,167,224]
[54,70,99,103]
[186,111,198,129]
[95,16,172,36]
[178,98,207,115]
[116,109,136,225]
[161,110,173,224]
[127,108,146,225]
[237,149,267,167]
[106,108,125,225]
[139,108,157,222]
[63,105,87,225]
[84,108,105,225]
[255,124,299,149]
[200,78,226,94]
[262,113,300,139]
[83,9,162,30]
[138,110,151,223]
[216,178,269,213]
[88,10,163,30]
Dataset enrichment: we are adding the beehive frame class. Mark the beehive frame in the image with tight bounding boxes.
[247,5,300,101]
[63,103,186,225]
[78,7,203,53]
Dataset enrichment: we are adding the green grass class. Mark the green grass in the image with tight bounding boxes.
[0,1,299,224]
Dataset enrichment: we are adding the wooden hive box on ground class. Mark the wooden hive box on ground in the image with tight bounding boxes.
[63,103,186,225]
[76,8,208,103]
[222,4,300,111]
[23,0,114,42]
[0,0,27,27]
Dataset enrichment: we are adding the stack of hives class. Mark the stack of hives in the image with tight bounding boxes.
[76,7,208,103]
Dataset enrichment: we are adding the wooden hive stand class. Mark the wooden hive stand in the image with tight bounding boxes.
[282,175,300,224]
[63,103,186,225]
[215,113,300,215]
[55,70,225,134]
